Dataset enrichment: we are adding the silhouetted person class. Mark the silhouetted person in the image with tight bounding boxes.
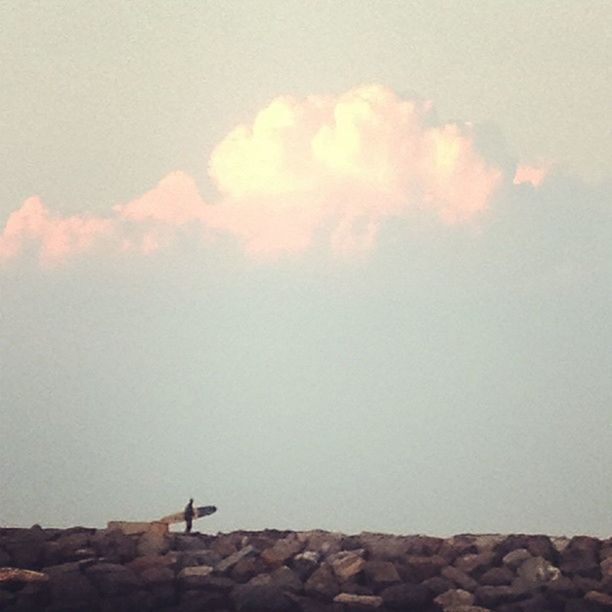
[184,498,195,533]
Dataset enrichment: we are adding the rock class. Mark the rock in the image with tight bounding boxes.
[261,537,304,568]
[473,535,506,553]
[302,531,343,557]
[231,583,297,611]
[0,548,9,566]
[564,599,603,612]
[54,532,93,562]
[443,536,479,557]
[1,528,46,568]
[502,549,532,569]
[140,566,174,586]
[0,591,14,608]
[0,567,49,585]
[479,566,514,586]
[602,558,612,578]
[106,521,168,536]
[304,564,339,599]
[475,585,529,608]
[178,588,228,610]
[128,553,178,573]
[434,588,475,608]
[179,549,222,568]
[401,554,447,581]
[552,537,571,554]
[442,566,478,592]
[329,551,366,583]
[44,563,99,604]
[442,607,491,612]
[292,551,321,580]
[85,563,142,596]
[216,545,256,573]
[10,581,51,609]
[496,535,556,562]
[560,536,601,577]
[380,582,429,608]
[543,574,580,600]
[231,556,267,583]
[573,575,602,594]
[584,590,612,607]
[137,531,170,556]
[358,533,418,561]
[173,533,211,552]
[269,566,303,593]
[455,552,497,576]
[293,596,340,612]
[91,529,137,562]
[515,556,560,587]
[176,565,214,589]
[362,560,401,590]
[213,532,247,557]
[333,592,383,607]
[422,575,456,596]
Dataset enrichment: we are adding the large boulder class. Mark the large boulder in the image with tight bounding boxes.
[173,533,212,552]
[496,535,556,562]
[400,554,446,581]
[359,532,420,561]
[441,566,478,592]
[291,551,321,581]
[268,566,303,593]
[502,549,532,569]
[362,560,401,591]
[434,588,475,608]
[231,555,268,583]
[128,553,178,574]
[85,563,142,597]
[479,566,514,586]
[91,529,136,563]
[216,544,256,573]
[1,527,46,569]
[261,536,304,569]
[304,564,340,600]
[474,585,529,608]
[44,563,99,606]
[454,552,496,577]
[379,582,430,609]
[560,537,601,578]
[176,565,214,589]
[422,575,456,596]
[231,583,298,611]
[329,551,366,583]
[137,530,170,557]
[333,592,383,607]
[514,556,561,588]
[301,531,344,558]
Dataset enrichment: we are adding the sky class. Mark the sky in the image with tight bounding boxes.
[1,1,611,537]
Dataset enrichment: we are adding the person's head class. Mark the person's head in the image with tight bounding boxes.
[189,498,193,504]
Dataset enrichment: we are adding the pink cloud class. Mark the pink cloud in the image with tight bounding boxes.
[1,84,513,265]
[0,197,113,265]
[208,84,503,254]
[513,163,549,187]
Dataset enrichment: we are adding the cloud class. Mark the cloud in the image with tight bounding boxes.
[513,163,550,187]
[0,196,113,265]
[2,84,534,265]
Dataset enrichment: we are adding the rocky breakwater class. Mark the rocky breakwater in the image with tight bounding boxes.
[1,524,612,611]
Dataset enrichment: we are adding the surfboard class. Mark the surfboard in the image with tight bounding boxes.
[159,505,217,525]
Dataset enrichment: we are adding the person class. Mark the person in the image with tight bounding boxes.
[184,498,195,533]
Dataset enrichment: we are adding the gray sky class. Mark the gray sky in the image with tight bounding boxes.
[1,1,611,537]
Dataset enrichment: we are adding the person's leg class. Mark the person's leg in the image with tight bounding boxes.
[185,518,192,533]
